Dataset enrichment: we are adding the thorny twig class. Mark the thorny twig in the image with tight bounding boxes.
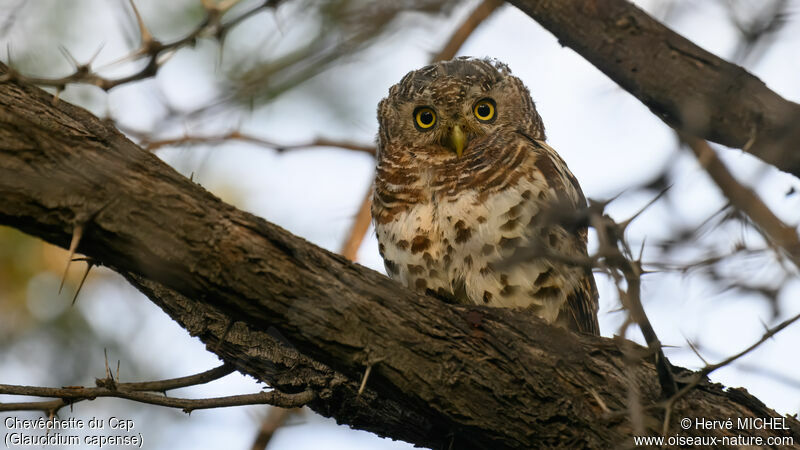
[0,0,276,92]
[0,363,313,415]
[143,131,376,156]
[682,135,800,269]
[431,0,503,62]
[658,311,800,436]
[588,201,678,398]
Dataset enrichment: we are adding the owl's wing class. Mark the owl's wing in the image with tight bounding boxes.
[520,132,600,335]
[562,270,600,335]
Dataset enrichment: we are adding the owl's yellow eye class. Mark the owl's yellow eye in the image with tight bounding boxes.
[414,107,436,130]
[473,98,496,122]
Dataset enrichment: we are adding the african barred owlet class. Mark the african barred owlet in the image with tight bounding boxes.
[372,57,599,335]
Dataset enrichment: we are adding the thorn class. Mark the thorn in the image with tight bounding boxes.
[619,185,672,231]
[743,124,757,152]
[129,0,154,46]
[59,224,84,294]
[104,348,112,381]
[71,260,94,306]
[58,45,79,69]
[685,337,708,365]
[217,32,228,63]
[271,4,285,35]
[154,47,176,66]
[88,42,106,66]
[116,360,120,382]
[357,364,373,396]
[588,388,610,413]
[6,42,13,66]
[759,318,776,339]
[638,237,647,261]
[52,87,62,106]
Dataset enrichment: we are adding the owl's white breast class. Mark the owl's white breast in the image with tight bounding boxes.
[375,173,571,323]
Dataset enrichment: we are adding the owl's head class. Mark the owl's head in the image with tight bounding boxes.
[377,57,544,160]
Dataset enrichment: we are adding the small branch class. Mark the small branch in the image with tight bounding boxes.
[339,186,373,261]
[432,0,504,62]
[250,407,299,450]
[100,363,234,391]
[142,131,375,156]
[0,1,274,91]
[662,311,800,410]
[683,135,800,268]
[0,364,249,413]
[0,384,314,413]
[590,208,676,397]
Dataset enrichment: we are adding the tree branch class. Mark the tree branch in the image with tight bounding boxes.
[339,186,373,261]
[507,0,800,178]
[432,0,504,62]
[682,136,800,267]
[142,132,376,156]
[0,0,275,92]
[0,383,313,414]
[1,65,799,448]
[0,364,259,413]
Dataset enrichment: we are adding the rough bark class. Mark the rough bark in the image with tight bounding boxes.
[1,70,799,448]
[508,0,800,179]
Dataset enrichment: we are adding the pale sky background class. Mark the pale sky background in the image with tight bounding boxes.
[2,0,800,449]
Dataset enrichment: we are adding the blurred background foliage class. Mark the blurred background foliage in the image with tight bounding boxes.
[1,0,800,449]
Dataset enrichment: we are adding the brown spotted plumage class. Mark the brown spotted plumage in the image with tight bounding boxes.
[372,57,599,335]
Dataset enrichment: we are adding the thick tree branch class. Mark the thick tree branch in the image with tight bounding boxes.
[507,0,800,178]
[1,68,799,448]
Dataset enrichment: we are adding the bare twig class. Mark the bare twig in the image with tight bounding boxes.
[0,364,313,414]
[590,208,677,397]
[250,407,300,450]
[340,186,373,261]
[0,385,313,414]
[432,0,504,62]
[0,1,275,91]
[682,135,800,268]
[660,311,800,434]
[143,131,375,156]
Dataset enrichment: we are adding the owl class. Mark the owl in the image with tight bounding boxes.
[372,57,599,335]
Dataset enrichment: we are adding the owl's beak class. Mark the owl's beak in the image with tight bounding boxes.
[446,125,466,158]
